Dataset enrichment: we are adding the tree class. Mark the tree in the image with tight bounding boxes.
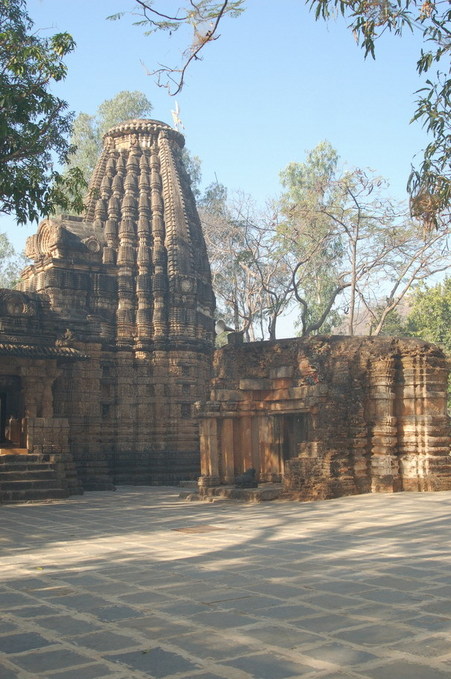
[311,0,450,229]
[0,232,27,287]
[108,1,245,95]
[114,1,450,227]
[404,277,451,353]
[378,278,451,408]
[278,142,450,336]
[0,0,85,223]
[200,184,294,340]
[66,91,154,185]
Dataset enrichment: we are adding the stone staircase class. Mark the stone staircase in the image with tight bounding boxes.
[0,451,83,504]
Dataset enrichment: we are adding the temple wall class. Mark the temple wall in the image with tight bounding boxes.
[52,342,212,487]
[199,336,450,501]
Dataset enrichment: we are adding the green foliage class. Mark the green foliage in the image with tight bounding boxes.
[310,0,450,227]
[97,90,153,137]
[376,307,409,336]
[0,0,85,223]
[0,231,27,287]
[66,91,153,184]
[278,142,350,335]
[278,141,450,337]
[181,149,202,199]
[404,278,451,354]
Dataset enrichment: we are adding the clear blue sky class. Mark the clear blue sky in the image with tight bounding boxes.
[4,0,429,256]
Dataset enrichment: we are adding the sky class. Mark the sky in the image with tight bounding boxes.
[3,0,431,255]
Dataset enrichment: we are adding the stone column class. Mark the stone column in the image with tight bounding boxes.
[368,356,398,492]
[221,418,235,484]
[397,352,451,491]
[199,417,220,485]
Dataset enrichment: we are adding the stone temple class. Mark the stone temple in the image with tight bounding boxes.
[0,119,215,499]
[0,119,449,503]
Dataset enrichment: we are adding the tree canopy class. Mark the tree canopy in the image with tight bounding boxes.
[66,91,154,185]
[0,0,85,223]
[115,0,450,227]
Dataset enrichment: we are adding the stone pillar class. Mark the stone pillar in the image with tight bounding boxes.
[199,417,220,485]
[221,418,235,484]
[239,415,254,475]
[368,356,398,492]
[259,416,280,481]
[397,352,451,491]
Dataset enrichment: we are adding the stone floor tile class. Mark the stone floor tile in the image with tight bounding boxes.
[293,614,362,634]
[69,630,141,652]
[309,581,376,596]
[89,604,142,621]
[9,604,61,618]
[258,603,324,620]
[28,586,77,598]
[43,664,121,679]
[181,674,233,679]
[332,623,414,646]
[0,621,18,634]
[116,590,171,605]
[156,601,211,617]
[242,624,322,649]
[0,632,53,654]
[220,652,319,678]
[106,646,201,677]
[188,610,259,629]
[300,641,379,667]
[120,614,192,638]
[402,614,451,632]
[0,592,36,608]
[10,648,95,672]
[0,663,21,679]
[419,600,451,616]
[362,660,451,679]
[35,614,102,635]
[356,589,425,605]
[388,634,451,658]
[216,594,293,612]
[171,629,258,660]
[302,593,365,611]
[46,594,111,612]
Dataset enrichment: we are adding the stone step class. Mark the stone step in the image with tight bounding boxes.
[0,463,55,473]
[0,470,57,480]
[0,454,46,465]
[0,479,61,491]
[0,448,28,456]
[0,488,69,504]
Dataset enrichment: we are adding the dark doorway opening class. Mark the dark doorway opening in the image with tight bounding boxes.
[0,376,23,446]
[277,412,311,461]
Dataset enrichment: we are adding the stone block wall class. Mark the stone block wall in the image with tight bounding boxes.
[199,336,450,500]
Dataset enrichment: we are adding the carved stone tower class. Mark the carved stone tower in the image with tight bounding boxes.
[18,120,215,486]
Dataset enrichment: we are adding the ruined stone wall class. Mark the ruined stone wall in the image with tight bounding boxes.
[199,336,450,500]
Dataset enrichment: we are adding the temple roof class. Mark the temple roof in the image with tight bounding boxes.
[0,343,89,360]
[18,119,215,351]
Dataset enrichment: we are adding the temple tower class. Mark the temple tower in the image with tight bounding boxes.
[19,120,215,486]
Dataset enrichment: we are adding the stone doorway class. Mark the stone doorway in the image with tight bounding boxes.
[0,376,23,447]
[276,412,311,462]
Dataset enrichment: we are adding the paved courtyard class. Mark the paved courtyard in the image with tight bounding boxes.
[1,488,451,679]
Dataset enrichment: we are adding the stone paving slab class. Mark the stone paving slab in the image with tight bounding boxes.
[1,487,451,678]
